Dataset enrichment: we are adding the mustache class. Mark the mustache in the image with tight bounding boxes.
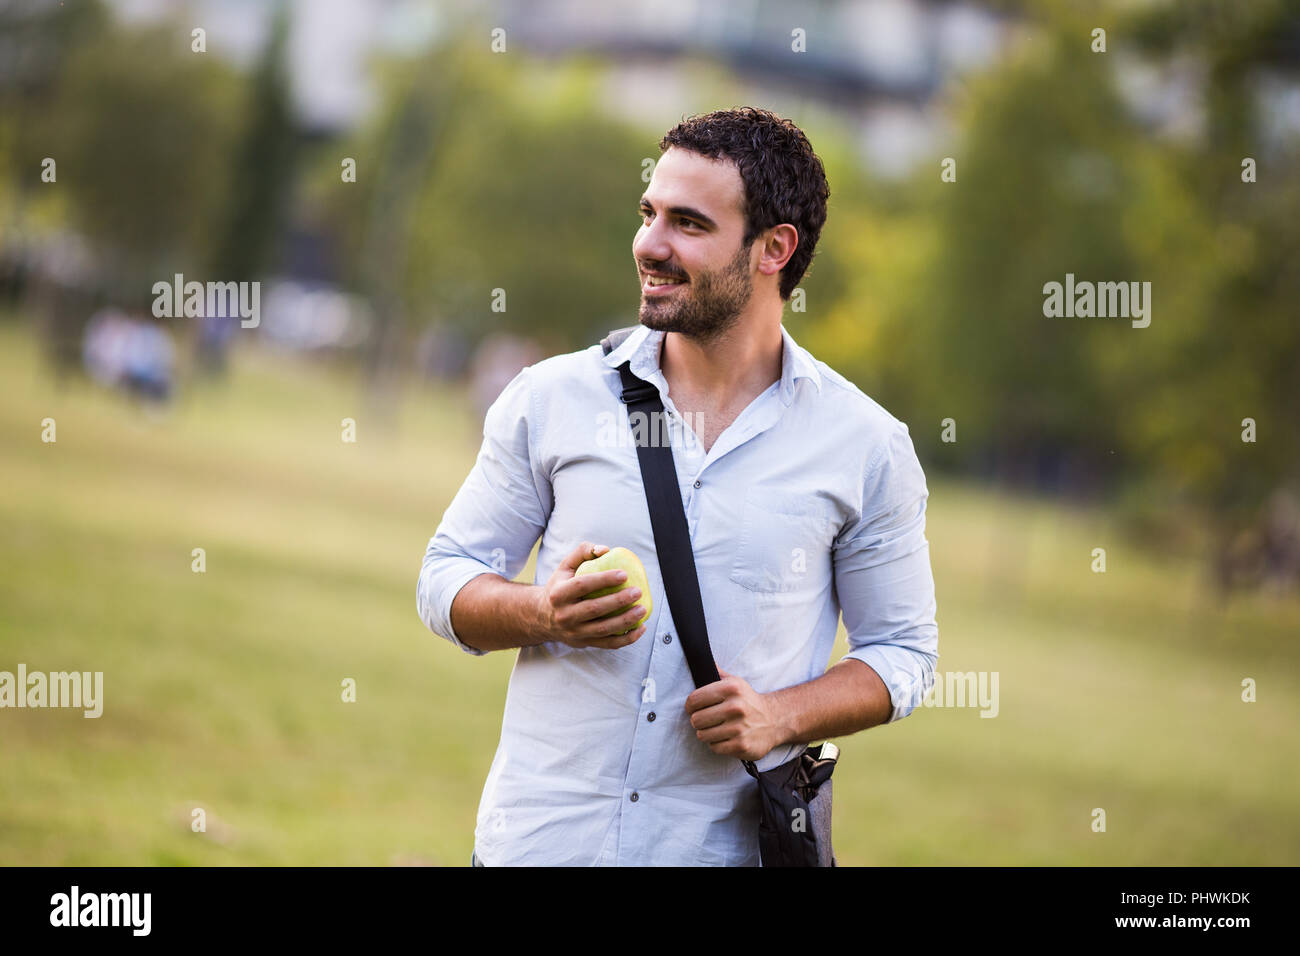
[639,265,687,280]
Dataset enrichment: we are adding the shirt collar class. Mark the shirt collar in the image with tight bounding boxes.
[602,323,822,406]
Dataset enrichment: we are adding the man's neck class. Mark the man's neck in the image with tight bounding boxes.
[659,320,784,408]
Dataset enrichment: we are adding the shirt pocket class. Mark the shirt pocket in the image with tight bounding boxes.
[729,490,836,593]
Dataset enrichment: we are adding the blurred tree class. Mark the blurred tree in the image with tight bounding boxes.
[0,0,110,282]
[207,0,297,284]
[202,0,298,373]
[909,28,1144,497]
[1120,0,1300,581]
[35,19,243,303]
[0,0,109,104]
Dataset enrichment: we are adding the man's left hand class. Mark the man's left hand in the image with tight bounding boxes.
[685,666,790,762]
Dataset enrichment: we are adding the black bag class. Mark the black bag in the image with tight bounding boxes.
[601,326,838,867]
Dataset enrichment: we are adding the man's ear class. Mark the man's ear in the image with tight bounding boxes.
[758,224,798,277]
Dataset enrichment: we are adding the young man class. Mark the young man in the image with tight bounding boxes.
[418,107,939,866]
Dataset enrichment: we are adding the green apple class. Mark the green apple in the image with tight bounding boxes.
[574,546,653,635]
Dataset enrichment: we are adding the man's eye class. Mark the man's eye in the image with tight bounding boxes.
[639,210,698,230]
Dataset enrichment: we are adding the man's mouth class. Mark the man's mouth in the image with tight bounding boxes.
[642,272,687,295]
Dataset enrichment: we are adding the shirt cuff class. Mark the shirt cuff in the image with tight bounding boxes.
[418,559,503,657]
[840,643,936,724]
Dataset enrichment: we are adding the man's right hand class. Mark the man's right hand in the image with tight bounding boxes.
[535,542,649,650]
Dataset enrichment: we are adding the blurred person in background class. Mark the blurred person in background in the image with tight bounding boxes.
[82,306,175,403]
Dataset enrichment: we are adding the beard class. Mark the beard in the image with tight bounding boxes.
[637,240,754,343]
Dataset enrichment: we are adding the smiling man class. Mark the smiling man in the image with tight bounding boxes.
[417,107,939,866]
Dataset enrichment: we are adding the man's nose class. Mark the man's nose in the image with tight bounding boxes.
[633,217,672,264]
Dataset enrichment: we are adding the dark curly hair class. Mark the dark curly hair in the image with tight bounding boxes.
[659,107,830,301]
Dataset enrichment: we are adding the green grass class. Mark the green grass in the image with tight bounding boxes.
[1,320,1297,865]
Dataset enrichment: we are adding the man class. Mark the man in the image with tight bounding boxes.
[417,107,939,866]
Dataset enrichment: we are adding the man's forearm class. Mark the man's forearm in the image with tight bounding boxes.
[449,573,548,653]
[767,658,893,745]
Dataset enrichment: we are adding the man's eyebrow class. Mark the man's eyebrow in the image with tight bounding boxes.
[638,196,718,230]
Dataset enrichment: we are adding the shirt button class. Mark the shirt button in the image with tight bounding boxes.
[662,634,672,644]
[647,711,656,722]
[630,792,639,803]
[693,479,701,488]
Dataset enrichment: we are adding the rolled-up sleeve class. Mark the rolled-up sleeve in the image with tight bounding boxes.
[833,420,939,722]
[416,366,553,655]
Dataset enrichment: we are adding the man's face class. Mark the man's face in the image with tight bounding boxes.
[633,147,756,342]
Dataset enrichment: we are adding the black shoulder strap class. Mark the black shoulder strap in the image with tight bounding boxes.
[600,329,760,778]
[600,329,720,691]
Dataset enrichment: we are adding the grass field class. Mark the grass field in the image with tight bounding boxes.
[1,319,1297,865]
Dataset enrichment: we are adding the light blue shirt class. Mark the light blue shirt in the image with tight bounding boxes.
[417,322,939,866]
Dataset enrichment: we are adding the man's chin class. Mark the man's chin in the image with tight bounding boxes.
[637,306,678,330]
